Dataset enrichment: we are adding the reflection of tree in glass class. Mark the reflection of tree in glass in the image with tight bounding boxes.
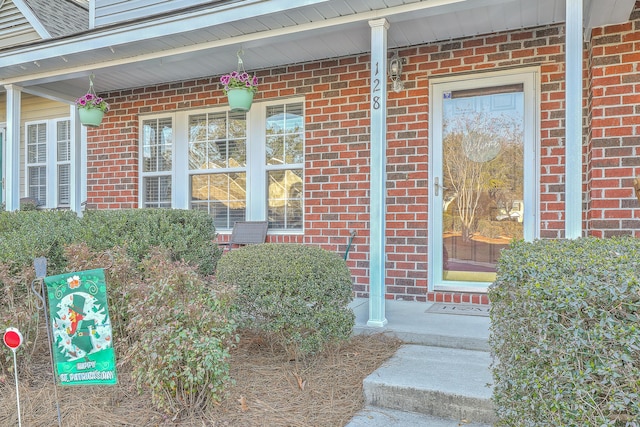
[188,113,246,170]
[266,103,304,166]
[267,169,303,228]
[143,120,172,173]
[443,112,523,241]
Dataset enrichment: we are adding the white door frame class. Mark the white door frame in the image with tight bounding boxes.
[428,67,541,292]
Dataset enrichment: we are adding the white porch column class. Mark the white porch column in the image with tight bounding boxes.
[70,105,84,216]
[4,85,21,212]
[565,0,583,238]
[367,18,388,327]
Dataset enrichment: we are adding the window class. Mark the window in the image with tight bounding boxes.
[265,103,304,229]
[189,110,247,229]
[26,122,47,204]
[139,98,305,231]
[57,121,71,206]
[25,119,71,208]
[140,117,173,208]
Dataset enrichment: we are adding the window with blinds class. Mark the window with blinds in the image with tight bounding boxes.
[25,119,72,208]
[139,98,305,232]
[56,120,71,206]
[189,110,247,229]
[141,117,173,208]
[26,122,47,205]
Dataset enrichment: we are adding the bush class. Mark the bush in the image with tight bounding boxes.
[0,209,222,385]
[127,249,237,413]
[216,243,355,357]
[78,209,221,275]
[62,242,137,348]
[489,237,640,426]
[0,210,80,272]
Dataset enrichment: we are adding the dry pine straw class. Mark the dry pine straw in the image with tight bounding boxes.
[0,332,401,426]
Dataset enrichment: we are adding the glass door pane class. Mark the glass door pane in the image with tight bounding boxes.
[430,71,536,292]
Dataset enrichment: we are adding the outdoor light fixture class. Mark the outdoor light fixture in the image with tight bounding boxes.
[388,51,406,93]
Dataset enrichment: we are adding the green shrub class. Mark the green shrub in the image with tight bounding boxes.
[127,249,237,413]
[78,209,221,275]
[62,242,137,349]
[216,243,355,357]
[489,237,640,426]
[0,209,223,384]
[0,210,80,272]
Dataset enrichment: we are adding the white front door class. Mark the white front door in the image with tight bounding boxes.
[429,69,539,292]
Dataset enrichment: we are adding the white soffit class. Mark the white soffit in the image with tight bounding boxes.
[0,0,636,98]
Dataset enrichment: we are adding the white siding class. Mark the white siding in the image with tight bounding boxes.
[94,0,231,27]
[0,94,69,199]
[0,0,40,49]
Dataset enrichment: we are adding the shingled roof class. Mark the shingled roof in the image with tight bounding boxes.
[23,0,89,38]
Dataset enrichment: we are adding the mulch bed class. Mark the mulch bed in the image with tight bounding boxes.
[0,331,401,426]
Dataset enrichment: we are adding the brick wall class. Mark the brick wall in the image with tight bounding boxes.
[86,9,640,302]
[587,5,640,237]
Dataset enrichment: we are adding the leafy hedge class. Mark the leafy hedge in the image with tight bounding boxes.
[78,209,221,275]
[216,243,355,357]
[0,210,80,272]
[489,237,640,426]
[0,208,221,277]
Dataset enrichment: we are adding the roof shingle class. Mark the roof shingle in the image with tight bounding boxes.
[23,0,88,38]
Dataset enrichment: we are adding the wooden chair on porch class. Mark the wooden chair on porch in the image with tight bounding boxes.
[219,221,268,252]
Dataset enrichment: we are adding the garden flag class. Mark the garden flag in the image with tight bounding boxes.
[45,268,117,386]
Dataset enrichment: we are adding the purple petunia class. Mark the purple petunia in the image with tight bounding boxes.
[220,71,260,94]
[75,92,110,112]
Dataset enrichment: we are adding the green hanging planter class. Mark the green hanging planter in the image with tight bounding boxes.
[226,88,254,112]
[78,108,105,127]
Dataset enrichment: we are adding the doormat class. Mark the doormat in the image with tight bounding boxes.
[425,303,490,317]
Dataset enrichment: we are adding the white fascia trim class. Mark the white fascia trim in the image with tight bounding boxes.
[0,0,328,66]
[12,0,52,39]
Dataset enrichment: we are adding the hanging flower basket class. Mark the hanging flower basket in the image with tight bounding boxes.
[220,50,259,112]
[78,107,105,127]
[226,88,255,112]
[75,74,110,127]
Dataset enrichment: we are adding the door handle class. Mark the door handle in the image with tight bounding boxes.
[434,177,447,197]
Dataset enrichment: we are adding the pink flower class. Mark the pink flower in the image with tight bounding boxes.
[76,92,110,112]
[220,71,260,95]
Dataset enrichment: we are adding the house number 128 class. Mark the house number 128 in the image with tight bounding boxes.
[372,62,381,110]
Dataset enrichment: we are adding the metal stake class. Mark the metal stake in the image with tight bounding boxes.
[31,257,62,427]
[12,348,21,427]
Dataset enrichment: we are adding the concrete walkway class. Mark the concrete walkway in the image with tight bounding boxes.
[346,298,495,427]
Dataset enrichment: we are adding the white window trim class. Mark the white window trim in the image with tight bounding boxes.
[24,118,72,209]
[138,97,306,234]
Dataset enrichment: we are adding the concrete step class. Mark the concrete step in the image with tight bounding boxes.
[350,298,491,352]
[361,345,496,424]
[346,407,493,427]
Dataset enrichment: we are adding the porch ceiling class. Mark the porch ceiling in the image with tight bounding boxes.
[0,0,635,102]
